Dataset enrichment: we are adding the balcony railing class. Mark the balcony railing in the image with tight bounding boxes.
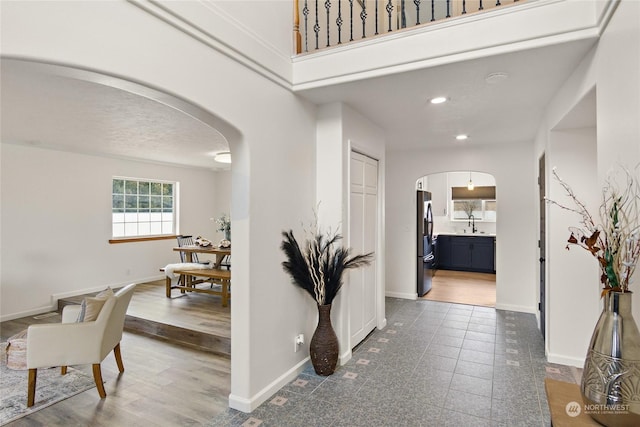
[294,0,524,54]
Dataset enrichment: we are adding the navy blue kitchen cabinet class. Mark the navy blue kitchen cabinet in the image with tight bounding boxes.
[437,235,495,273]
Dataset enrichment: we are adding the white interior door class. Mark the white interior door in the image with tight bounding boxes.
[349,151,378,347]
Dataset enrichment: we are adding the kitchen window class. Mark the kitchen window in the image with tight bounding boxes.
[112,177,176,238]
[451,186,496,222]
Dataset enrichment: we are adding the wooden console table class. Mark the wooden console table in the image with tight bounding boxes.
[544,378,600,426]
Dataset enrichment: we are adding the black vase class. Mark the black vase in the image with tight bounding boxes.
[310,304,339,376]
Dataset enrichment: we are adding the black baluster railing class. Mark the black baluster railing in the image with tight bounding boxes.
[360,1,367,39]
[303,0,310,51]
[325,0,331,47]
[337,0,343,44]
[375,0,379,35]
[314,0,320,49]
[349,0,354,41]
[294,0,522,54]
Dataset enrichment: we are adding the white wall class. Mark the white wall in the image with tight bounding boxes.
[315,102,387,363]
[386,142,537,312]
[1,0,317,412]
[547,128,600,366]
[0,143,220,319]
[536,0,640,366]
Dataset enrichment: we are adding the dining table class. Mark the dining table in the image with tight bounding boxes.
[173,245,231,268]
[168,245,232,305]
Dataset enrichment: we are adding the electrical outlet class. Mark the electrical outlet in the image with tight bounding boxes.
[294,334,304,352]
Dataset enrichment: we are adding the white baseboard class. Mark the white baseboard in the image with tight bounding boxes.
[228,357,309,413]
[494,303,537,314]
[0,275,164,322]
[339,349,352,365]
[547,352,585,368]
[0,305,57,322]
[385,291,417,300]
[51,275,163,305]
[377,317,387,330]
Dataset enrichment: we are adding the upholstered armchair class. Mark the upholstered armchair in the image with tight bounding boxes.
[25,284,136,407]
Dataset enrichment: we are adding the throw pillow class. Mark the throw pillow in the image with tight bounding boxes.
[6,329,28,370]
[76,287,115,322]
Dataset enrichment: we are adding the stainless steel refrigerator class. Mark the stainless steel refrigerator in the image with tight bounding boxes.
[417,190,435,296]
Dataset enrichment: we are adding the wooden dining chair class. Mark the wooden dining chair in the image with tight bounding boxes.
[176,235,201,263]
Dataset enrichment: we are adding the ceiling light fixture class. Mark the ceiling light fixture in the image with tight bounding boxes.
[430,96,447,104]
[214,151,232,163]
[485,72,509,85]
[456,134,468,141]
[468,171,475,191]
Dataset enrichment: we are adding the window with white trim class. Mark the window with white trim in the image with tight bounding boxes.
[450,186,497,222]
[112,177,176,238]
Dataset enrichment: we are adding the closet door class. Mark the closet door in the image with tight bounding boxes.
[349,151,378,347]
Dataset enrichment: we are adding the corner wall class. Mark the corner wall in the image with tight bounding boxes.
[1,0,317,412]
[315,102,387,363]
[537,0,640,366]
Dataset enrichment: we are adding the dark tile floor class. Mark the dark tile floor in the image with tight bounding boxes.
[210,298,581,427]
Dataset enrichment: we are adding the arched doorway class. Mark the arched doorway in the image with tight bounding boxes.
[417,171,497,307]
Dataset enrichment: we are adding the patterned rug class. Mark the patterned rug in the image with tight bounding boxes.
[0,343,96,425]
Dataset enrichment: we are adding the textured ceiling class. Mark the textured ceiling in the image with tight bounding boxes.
[1,60,230,170]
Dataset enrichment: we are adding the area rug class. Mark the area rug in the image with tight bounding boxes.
[0,343,96,425]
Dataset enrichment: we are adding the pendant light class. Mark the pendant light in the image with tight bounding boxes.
[467,171,474,190]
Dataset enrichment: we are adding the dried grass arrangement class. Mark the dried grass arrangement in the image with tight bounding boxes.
[281,219,372,306]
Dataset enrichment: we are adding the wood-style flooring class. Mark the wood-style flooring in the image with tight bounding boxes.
[0,280,231,426]
[0,331,230,426]
[58,279,231,356]
[129,279,230,338]
[421,269,496,307]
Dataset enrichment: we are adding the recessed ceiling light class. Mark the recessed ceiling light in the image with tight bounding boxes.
[430,96,447,104]
[456,134,468,141]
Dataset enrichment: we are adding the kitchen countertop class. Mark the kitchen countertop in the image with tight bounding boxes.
[435,232,496,237]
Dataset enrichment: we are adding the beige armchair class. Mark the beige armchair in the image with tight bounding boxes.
[26,284,136,407]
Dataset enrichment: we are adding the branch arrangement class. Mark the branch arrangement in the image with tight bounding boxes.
[281,213,372,306]
[547,165,640,293]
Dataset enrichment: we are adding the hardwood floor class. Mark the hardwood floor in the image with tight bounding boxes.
[57,279,230,338]
[1,332,231,426]
[57,280,231,356]
[130,280,230,337]
[0,281,231,426]
[421,269,496,307]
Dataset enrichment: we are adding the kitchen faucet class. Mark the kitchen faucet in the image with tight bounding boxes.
[468,214,477,234]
